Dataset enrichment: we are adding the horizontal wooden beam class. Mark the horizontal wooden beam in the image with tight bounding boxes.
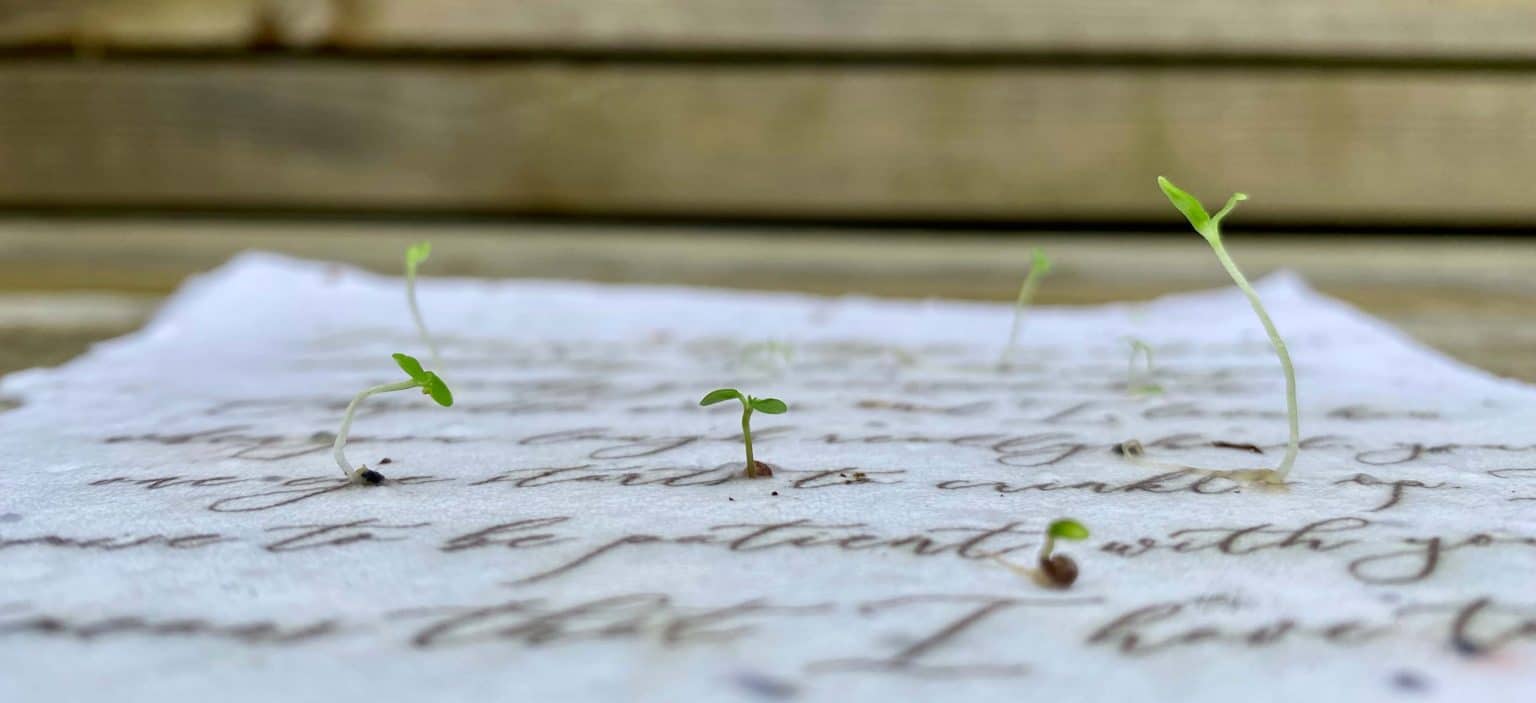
[5,1,1536,60]
[3,62,1536,222]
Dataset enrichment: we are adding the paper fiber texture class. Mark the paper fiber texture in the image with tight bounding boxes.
[2,253,1533,702]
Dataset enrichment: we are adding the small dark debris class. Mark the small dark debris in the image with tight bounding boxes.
[1212,441,1265,455]
[359,469,386,485]
[1391,670,1430,693]
[728,497,735,501]
[733,671,799,700]
[378,457,393,465]
[771,491,779,496]
[1114,440,1147,458]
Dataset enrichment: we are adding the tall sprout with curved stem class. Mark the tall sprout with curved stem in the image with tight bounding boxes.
[998,248,1053,369]
[1124,177,1298,484]
[333,353,454,485]
[405,241,440,369]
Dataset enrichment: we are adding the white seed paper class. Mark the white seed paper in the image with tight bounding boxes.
[2,253,1534,702]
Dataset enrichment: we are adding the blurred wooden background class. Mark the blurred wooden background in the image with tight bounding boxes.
[3,0,1536,224]
[0,1,1533,382]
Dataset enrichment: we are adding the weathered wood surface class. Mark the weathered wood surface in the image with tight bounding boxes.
[1,219,1531,381]
[3,62,1536,223]
[6,1,1536,59]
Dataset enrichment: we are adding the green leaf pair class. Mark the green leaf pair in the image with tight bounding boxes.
[699,388,787,414]
[1029,247,1053,276]
[1157,176,1247,243]
[405,241,432,270]
[393,352,453,407]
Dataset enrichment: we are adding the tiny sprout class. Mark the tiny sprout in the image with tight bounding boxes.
[699,388,787,479]
[404,241,440,369]
[995,518,1090,589]
[1126,338,1163,396]
[1121,177,1299,485]
[738,340,795,373]
[1037,518,1090,588]
[998,247,1053,369]
[332,353,453,485]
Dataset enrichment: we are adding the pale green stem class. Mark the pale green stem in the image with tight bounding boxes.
[1205,238,1300,480]
[999,269,1045,368]
[740,403,757,476]
[1128,340,1156,394]
[406,266,441,369]
[1038,533,1056,563]
[333,380,418,478]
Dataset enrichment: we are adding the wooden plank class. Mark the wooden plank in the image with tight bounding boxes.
[2,218,1534,381]
[0,0,339,49]
[330,1,1536,59]
[7,1,1536,60]
[3,62,1536,222]
[0,0,264,49]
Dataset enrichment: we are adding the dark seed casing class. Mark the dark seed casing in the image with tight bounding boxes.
[1039,554,1079,588]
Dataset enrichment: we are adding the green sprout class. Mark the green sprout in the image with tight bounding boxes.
[738,340,795,373]
[1039,519,1090,587]
[1130,177,1298,484]
[332,353,453,485]
[995,518,1090,589]
[999,248,1053,369]
[405,241,440,369]
[1126,338,1164,396]
[699,388,787,479]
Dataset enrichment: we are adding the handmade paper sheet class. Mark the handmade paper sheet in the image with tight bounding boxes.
[2,253,1533,702]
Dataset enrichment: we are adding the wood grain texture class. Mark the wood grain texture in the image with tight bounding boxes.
[2,219,1532,380]
[3,62,1536,222]
[329,1,1536,59]
[6,1,1536,59]
[0,0,330,48]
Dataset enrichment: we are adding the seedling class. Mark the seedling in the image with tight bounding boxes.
[332,353,453,485]
[1114,177,1299,485]
[699,388,787,479]
[738,340,795,373]
[998,247,1053,369]
[995,518,1090,589]
[1126,338,1164,396]
[404,241,440,369]
[1037,518,1090,587]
